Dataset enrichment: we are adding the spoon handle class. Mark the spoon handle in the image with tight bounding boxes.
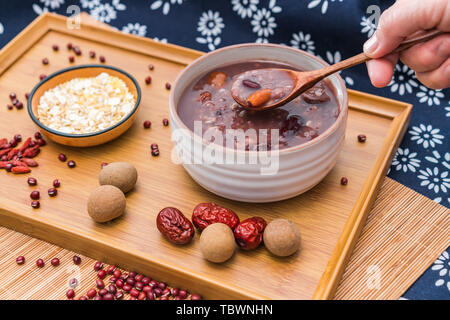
[318,29,445,78]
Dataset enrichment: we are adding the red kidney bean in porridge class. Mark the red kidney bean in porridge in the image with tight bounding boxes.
[177,61,339,151]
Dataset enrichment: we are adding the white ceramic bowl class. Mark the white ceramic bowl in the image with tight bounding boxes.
[169,44,348,203]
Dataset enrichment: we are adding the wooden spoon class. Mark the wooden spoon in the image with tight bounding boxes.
[231,30,445,111]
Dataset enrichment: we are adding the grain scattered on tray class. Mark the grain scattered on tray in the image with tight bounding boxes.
[37,72,135,134]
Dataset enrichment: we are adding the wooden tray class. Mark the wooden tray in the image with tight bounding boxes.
[0,13,411,300]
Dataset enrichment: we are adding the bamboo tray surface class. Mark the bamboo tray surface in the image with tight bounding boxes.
[1,178,448,300]
[0,13,411,300]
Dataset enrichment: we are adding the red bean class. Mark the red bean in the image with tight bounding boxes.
[96,279,105,289]
[67,160,76,168]
[178,289,188,299]
[165,82,171,90]
[115,291,124,300]
[126,278,135,286]
[58,153,67,162]
[73,255,81,265]
[86,288,97,299]
[52,44,59,51]
[16,256,25,265]
[67,43,73,50]
[122,284,132,292]
[73,46,82,56]
[138,292,146,300]
[66,289,75,299]
[145,76,152,85]
[135,282,144,291]
[143,120,151,129]
[27,177,37,186]
[162,118,169,126]
[53,179,61,188]
[113,269,121,278]
[79,296,88,300]
[69,278,78,288]
[358,134,367,143]
[50,258,60,266]
[340,177,348,185]
[190,294,202,300]
[9,92,16,100]
[106,265,116,275]
[108,285,117,294]
[99,56,105,63]
[30,191,40,200]
[130,288,139,298]
[36,259,45,268]
[93,261,103,271]
[14,134,22,142]
[89,51,96,58]
[115,279,124,288]
[98,269,107,279]
[42,58,49,65]
[158,282,166,290]
[135,274,144,282]
[242,79,261,89]
[48,188,58,197]
[69,56,75,63]
[31,201,40,209]
[148,64,154,70]
[39,74,47,80]
[153,288,162,297]
[98,288,108,296]
[143,285,153,293]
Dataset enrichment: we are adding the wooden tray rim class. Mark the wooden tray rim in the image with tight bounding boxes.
[0,13,412,300]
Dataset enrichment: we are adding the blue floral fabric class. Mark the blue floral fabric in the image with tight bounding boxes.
[0,0,448,300]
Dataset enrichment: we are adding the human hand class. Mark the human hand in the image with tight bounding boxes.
[364,0,450,89]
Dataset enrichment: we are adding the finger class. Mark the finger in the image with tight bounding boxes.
[366,53,399,87]
[364,0,450,58]
[415,58,450,89]
[400,34,450,72]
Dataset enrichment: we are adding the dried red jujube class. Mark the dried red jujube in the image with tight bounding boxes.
[156,207,194,245]
[192,203,240,231]
[234,217,267,250]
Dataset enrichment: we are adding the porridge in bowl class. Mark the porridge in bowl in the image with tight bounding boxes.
[177,61,339,151]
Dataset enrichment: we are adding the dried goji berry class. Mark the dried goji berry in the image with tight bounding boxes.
[11,166,31,174]
[18,137,31,152]
[21,158,38,167]
[0,148,12,157]
[6,149,19,160]
[22,146,40,158]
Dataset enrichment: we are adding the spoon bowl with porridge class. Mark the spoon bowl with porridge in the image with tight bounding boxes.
[27,65,141,147]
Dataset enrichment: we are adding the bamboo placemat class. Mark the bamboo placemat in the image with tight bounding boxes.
[0,177,448,300]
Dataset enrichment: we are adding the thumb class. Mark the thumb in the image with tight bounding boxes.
[364,0,449,58]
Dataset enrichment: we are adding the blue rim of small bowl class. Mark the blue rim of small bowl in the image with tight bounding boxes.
[27,64,141,138]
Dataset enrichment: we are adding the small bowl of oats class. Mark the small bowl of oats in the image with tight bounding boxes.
[27,65,141,147]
